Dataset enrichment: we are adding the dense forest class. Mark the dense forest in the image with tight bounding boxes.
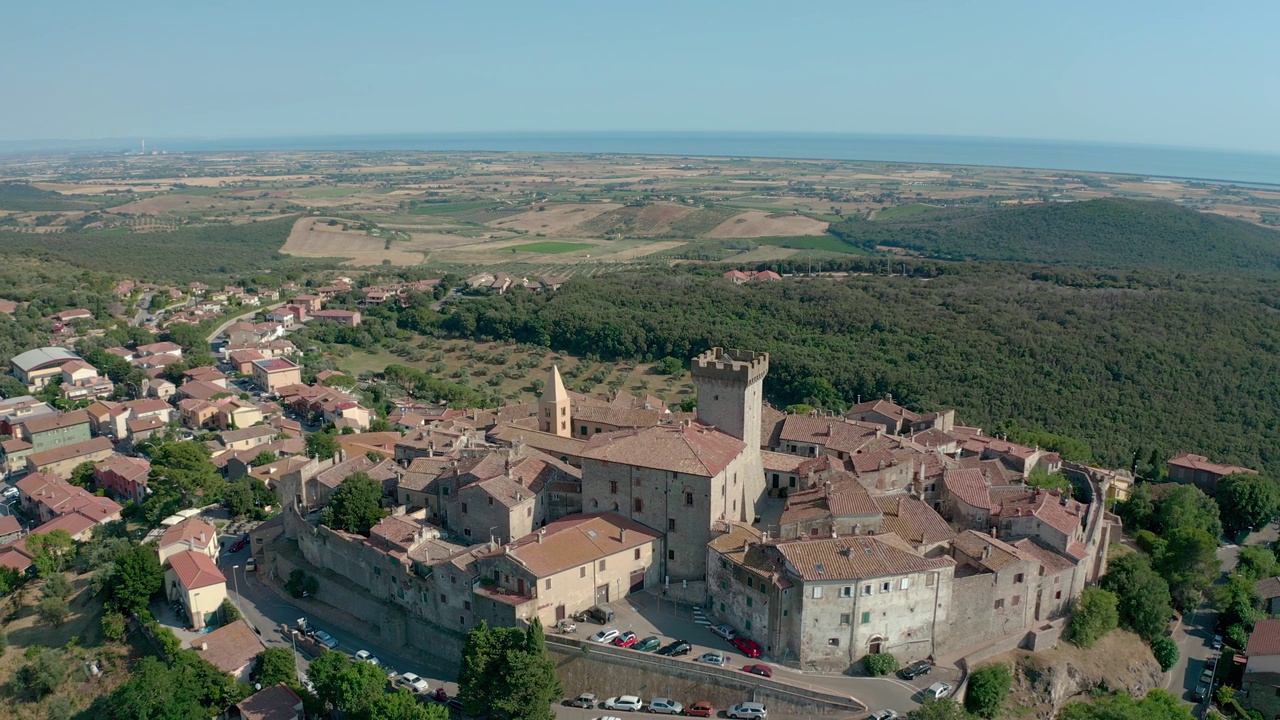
[443,266,1280,476]
[0,215,318,281]
[828,199,1280,276]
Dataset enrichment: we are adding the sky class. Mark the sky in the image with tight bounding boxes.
[4,0,1280,153]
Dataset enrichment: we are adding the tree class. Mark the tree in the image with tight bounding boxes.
[1158,527,1221,613]
[43,572,73,600]
[1154,485,1222,539]
[1069,587,1119,648]
[255,647,297,687]
[320,472,388,535]
[27,530,75,577]
[18,648,68,700]
[864,652,899,676]
[966,662,1012,719]
[220,597,241,624]
[1217,473,1279,537]
[1151,635,1179,672]
[907,698,969,720]
[458,619,561,720]
[150,441,222,502]
[1059,689,1194,720]
[306,431,339,460]
[371,688,448,720]
[306,650,351,712]
[1100,553,1173,641]
[109,543,163,612]
[0,566,22,596]
[70,460,96,489]
[101,611,127,642]
[319,655,385,717]
[249,450,277,467]
[285,568,318,598]
[38,595,71,626]
[655,356,684,375]
[225,478,256,518]
[1236,546,1279,582]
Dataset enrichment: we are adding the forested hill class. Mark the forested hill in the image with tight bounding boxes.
[828,199,1280,276]
[443,267,1280,476]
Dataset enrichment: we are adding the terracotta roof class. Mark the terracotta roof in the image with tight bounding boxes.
[498,512,661,578]
[875,494,955,546]
[760,405,786,448]
[313,455,400,489]
[1248,618,1280,656]
[777,416,880,454]
[126,398,172,415]
[846,399,920,424]
[996,489,1086,537]
[236,683,303,720]
[21,410,91,435]
[0,515,20,536]
[160,517,218,550]
[1011,538,1077,574]
[951,530,1026,573]
[761,450,810,473]
[127,416,166,434]
[218,426,277,444]
[1,439,32,453]
[137,341,183,355]
[907,428,957,449]
[27,436,113,467]
[0,537,33,571]
[191,619,265,673]
[167,549,225,590]
[582,422,745,477]
[368,514,425,554]
[36,512,97,538]
[944,468,993,511]
[488,425,589,458]
[1256,577,1280,600]
[460,474,535,508]
[1168,452,1256,477]
[776,534,953,581]
[59,359,96,374]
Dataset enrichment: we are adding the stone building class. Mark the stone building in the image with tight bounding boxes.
[690,348,768,516]
[1242,619,1280,719]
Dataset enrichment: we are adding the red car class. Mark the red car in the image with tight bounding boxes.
[731,637,762,658]
[687,701,715,717]
[742,663,772,678]
[229,537,249,553]
[613,631,638,648]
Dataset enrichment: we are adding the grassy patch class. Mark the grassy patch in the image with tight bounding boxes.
[752,235,870,254]
[874,203,942,221]
[511,241,595,254]
[296,187,363,198]
[408,202,499,216]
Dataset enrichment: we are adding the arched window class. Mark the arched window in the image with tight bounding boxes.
[590,498,599,510]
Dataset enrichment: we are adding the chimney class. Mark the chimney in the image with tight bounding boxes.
[200,641,208,651]
[989,526,998,538]
[537,529,545,543]
[981,544,991,561]
[619,528,627,543]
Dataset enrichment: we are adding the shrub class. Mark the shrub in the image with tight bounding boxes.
[1151,635,1179,672]
[864,652,899,676]
[966,662,1013,718]
[38,596,70,627]
[1069,587,1119,648]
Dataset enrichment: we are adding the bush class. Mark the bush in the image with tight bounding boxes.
[286,568,319,599]
[38,596,70,627]
[221,598,241,624]
[101,611,126,642]
[864,652,899,676]
[1151,635,1179,672]
[1069,587,1119,648]
[966,662,1013,719]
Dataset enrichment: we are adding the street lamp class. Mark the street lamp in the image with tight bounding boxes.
[231,565,242,611]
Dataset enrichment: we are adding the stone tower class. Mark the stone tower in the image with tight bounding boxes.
[690,348,768,519]
[539,365,571,437]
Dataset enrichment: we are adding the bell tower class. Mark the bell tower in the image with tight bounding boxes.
[539,365,571,437]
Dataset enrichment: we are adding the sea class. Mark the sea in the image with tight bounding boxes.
[7,132,1280,187]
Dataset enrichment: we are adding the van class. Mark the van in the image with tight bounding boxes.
[583,605,615,624]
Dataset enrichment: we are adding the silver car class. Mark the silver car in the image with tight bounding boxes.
[589,628,620,644]
[694,652,729,666]
[926,682,953,699]
[603,695,643,712]
[649,698,684,715]
[711,624,737,640]
[728,702,768,719]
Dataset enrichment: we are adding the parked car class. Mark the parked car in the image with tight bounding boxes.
[1206,656,1218,671]
[901,660,932,680]
[613,631,638,648]
[695,652,729,666]
[568,693,597,708]
[355,650,380,666]
[657,640,692,657]
[397,673,430,694]
[649,698,684,715]
[245,556,256,572]
[229,536,249,553]
[925,682,953,700]
[711,624,738,641]
[633,635,662,652]
[731,637,762,658]
[687,701,715,718]
[602,695,644,712]
[742,664,773,678]
[1199,668,1215,686]
[589,628,620,644]
[592,717,623,720]
[1212,635,1224,651]
[312,631,339,649]
[869,711,899,720]
[1193,685,1208,702]
[577,605,615,624]
[2,486,18,499]
[728,701,769,719]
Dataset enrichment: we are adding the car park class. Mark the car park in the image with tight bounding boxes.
[649,698,684,715]
[613,631,638,648]
[731,637,762,658]
[695,652,729,666]
[355,650,380,665]
[397,673,430,694]
[657,640,692,657]
[728,701,769,719]
[926,682,953,700]
[901,660,932,680]
[869,711,899,720]
[603,695,643,712]
[568,693,597,708]
[687,701,715,718]
[589,628,620,644]
[711,624,737,641]
[633,635,662,652]
[313,630,339,649]
[742,664,772,678]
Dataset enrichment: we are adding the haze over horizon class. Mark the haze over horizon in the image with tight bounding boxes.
[5,0,1280,155]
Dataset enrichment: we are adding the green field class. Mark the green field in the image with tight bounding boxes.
[511,241,595,254]
[408,201,500,216]
[752,235,867,253]
[875,203,942,220]
[296,187,363,198]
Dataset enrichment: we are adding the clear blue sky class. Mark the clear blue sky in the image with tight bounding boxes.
[5,0,1279,152]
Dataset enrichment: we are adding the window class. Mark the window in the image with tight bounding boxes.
[685,491,694,506]
[561,407,566,416]
[721,580,728,590]
[668,549,676,560]
[440,593,447,604]
[635,476,642,486]
[813,587,823,599]
[581,426,588,436]
[861,611,870,624]
[545,579,552,590]
[720,559,728,569]
[746,597,753,607]
[744,619,751,631]
[461,502,468,514]
[527,507,532,517]
[463,528,472,537]
[862,585,872,596]
[595,427,601,434]
[671,471,678,479]
[668,518,676,531]
[782,609,789,617]
[1055,591,1062,600]
[464,600,471,611]
[828,638,840,647]
[900,578,910,590]
[720,602,726,612]
[1014,573,1024,584]
[747,577,753,589]
[609,481,618,494]
[634,497,644,512]
[460,615,464,625]
[994,599,1005,610]
[1012,595,1021,606]
[442,487,449,496]
[580,566,587,578]
[450,575,457,585]
[841,586,853,598]
[598,559,606,571]
[926,573,936,587]
[422,591,430,603]
[487,497,493,506]
[840,613,851,626]
[634,549,641,560]
[881,582,891,593]
[772,473,780,483]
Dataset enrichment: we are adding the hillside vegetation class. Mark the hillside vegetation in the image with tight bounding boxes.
[828,198,1280,275]
[443,266,1280,475]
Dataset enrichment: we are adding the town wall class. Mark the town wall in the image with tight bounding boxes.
[935,569,1036,657]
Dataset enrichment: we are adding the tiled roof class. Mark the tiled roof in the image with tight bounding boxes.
[167,549,225,590]
[1168,452,1256,477]
[776,534,953,581]
[313,455,400,489]
[952,530,1025,572]
[127,416,166,434]
[368,514,425,553]
[1248,618,1280,656]
[996,489,1086,537]
[846,398,920,424]
[180,380,229,401]
[27,436,113,467]
[21,409,91,435]
[1011,538,1077,574]
[488,425,589,458]
[761,450,810,473]
[875,494,955,546]
[1256,577,1280,600]
[944,468,993,511]
[236,682,303,720]
[0,515,20,536]
[161,517,218,550]
[36,512,97,538]
[908,428,957,449]
[0,537,33,572]
[777,416,879,454]
[126,398,172,415]
[219,426,277,444]
[572,403,665,429]
[192,619,265,673]
[582,422,745,477]
[499,512,661,578]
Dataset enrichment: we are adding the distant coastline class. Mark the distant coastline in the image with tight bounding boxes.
[5,132,1280,186]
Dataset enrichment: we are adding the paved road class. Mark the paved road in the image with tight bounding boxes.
[206,302,285,344]
[129,291,156,328]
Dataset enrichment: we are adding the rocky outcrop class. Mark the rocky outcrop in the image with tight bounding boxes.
[996,630,1164,719]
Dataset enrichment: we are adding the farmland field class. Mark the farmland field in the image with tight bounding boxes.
[511,241,596,254]
[874,203,942,220]
[752,235,867,253]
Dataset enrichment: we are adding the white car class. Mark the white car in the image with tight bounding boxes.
[711,624,737,640]
[312,631,339,649]
[926,682,953,700]
[869,711,899,720]
[649,698,684,715]
[603,695,644,712]
[397,672,430,694]
[589,628,620,644]
[592,717,623,720]
[355,650,381,666]
[2,486,18,499]
[728,702,768,719]
[694,652,729,666]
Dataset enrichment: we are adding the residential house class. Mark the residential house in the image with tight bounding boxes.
[135,341,183,358]
[158,517,220,565]
[0,516,22,546]
[26,436,115,478]
[0,396,55,435]
[309,309,362,326]
[218,426,276,452]
[93,454,151,504]
[232,683,304,720]
[190,619,264,680]
[58,360,114,401]
[1168,452,1257,494]
[1241,619,1280,719]
[164,549,228,630]
[52,309,93,324]
[251,358,302,395]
